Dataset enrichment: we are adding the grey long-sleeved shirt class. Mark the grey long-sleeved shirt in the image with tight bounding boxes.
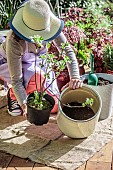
[2,30,80,106]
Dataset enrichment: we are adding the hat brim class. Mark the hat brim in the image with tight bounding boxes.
[9,5,64,42]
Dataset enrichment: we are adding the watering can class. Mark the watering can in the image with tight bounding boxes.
[88,54,98,86]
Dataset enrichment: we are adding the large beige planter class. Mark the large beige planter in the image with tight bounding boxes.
[82,73,113,120]
[57,85,102,138]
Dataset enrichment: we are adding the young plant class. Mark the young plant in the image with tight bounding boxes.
[64,97,94,108]
[27,35,71,110]
[82,98,94,107]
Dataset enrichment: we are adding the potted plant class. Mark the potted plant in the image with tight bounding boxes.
[27,35,71,125]
[57,84,102,138]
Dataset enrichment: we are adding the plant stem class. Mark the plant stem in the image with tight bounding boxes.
[43,70,61,93]
[48,88,83,108]
[35,52,38,91]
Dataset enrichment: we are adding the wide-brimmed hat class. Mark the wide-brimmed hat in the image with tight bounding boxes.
[9,0,64,42]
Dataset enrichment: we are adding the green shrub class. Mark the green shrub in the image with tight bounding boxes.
[0,0,22,29]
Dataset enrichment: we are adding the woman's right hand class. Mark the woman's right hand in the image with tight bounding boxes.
[61,78,83,91]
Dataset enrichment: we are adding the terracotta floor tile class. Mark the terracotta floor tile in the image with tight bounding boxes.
[0,151,13,169]
[25,122,63,140]
[7,156,34,170]
[86,161,111,170]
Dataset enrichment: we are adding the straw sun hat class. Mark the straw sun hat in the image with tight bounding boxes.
[9,0,64,42]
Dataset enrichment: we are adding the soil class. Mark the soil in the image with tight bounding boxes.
[27,93,54,110]
[83,77,113,86]
[62,102,95,120]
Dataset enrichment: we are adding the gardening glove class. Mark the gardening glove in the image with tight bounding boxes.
[61,78,83,91]
[21,103,27,117]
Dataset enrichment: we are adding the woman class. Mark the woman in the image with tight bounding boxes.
[0,0,82,116]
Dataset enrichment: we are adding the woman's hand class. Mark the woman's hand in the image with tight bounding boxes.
[61,78,83,91]
[21,103,27,117]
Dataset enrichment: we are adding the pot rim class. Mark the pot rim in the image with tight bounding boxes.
[58,84,102,123]
[81,73,113,84]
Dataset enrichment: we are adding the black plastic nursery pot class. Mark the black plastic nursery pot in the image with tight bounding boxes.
[27,93,55,126]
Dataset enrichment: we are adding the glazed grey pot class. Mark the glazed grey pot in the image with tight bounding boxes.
[82,73,113,120]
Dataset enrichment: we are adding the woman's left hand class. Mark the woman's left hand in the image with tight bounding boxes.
[61,78,83,91]
[21,103,27,117]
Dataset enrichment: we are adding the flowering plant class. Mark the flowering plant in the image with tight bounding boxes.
[49,5,113,73]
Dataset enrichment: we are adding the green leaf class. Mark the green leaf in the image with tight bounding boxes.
[65,20,74,27]
[82,98,94,107]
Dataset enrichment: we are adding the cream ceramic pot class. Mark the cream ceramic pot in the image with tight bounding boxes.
[57,85,102,138]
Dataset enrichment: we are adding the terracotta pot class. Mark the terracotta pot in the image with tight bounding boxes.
[56,64,85,92]
[79,65,85,75]
[106,70,113,75]
[77,58,85,75]
[57,70,70,92]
